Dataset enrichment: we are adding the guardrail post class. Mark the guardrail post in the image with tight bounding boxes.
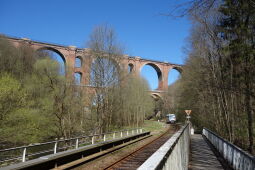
[54,142,58,154]
[140,129,142,133]
[92,136,94,144]
[75,139,79,149]
[1,128,152,166]
[22,147,26,162]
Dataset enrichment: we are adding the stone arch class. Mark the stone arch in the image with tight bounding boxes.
[151,93,162,101]
[36,47,66,63]
[172,66,182,74]
[168,67,182,85]
[140,63,163,90]
[90,57,120,87]
[36,47,66,75]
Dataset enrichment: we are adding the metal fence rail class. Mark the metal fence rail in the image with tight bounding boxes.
[138,124,190,170]
[0,128,143,167]
[203,128,255,170]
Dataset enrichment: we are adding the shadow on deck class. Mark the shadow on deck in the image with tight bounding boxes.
[189,134,225,170]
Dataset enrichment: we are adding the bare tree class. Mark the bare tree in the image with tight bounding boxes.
[87,24,125,133]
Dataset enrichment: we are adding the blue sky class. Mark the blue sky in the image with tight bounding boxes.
[0,0,190,89]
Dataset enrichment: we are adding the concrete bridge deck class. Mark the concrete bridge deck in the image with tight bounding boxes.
[189,134,224,170]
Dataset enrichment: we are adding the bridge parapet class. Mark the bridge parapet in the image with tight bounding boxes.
[138,124,190,170]
[203,128,255,170]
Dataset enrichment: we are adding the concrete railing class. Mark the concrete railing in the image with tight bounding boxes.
[203,128,255,170]
[138,124,190,170]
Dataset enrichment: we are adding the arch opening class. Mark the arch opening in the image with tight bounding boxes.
[168,68,181,86]
[74,72,82,85]
[37,47,66,75]
[128,63,134,73]
[140,63,162,90]
[75,56,82,68]
[90,57,119,87]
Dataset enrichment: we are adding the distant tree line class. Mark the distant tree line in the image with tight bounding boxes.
[0,25,154,148]
[165,0,255,154]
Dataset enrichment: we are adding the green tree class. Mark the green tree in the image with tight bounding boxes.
[0,74,26,123]
[118,74,154,127]
[167,0,255,153]
[0,37,90,145]
[219,0,255,153]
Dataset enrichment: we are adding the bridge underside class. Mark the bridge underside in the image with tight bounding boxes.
[149,90,165,100]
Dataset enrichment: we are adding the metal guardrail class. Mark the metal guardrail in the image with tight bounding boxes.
[0,128,143,167]
[138,124,190,170]
[203,128,255,170]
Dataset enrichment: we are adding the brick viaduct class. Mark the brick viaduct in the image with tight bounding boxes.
[5,36,182,98]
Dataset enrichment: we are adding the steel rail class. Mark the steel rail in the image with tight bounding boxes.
[103,124,179,170]
[52,134,152,170]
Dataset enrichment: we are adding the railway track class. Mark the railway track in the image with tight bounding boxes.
[54,124,179,170]
[103,124,179,170]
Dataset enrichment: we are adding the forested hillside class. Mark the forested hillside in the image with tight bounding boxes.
[0,26,154,148]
